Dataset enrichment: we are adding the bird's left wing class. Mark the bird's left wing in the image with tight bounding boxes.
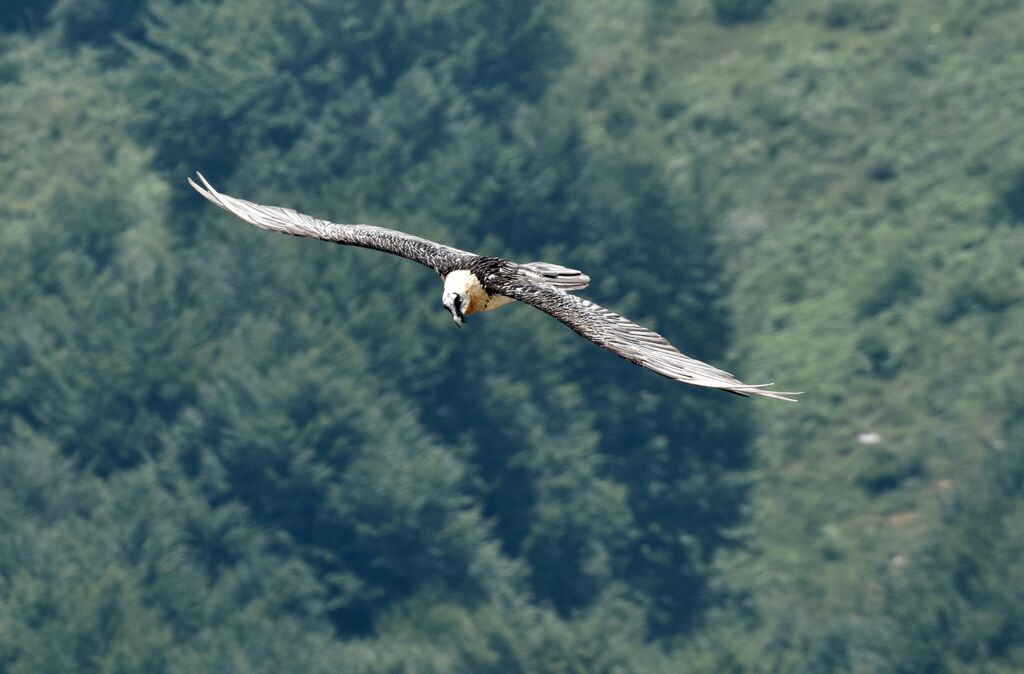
[188,172,476,275]
[492,276,799,401]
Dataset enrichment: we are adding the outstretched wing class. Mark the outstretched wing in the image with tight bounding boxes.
[493,278,799,401]
[188,172,476,275]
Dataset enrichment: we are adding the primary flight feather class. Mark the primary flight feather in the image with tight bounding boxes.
[188,173,798,401]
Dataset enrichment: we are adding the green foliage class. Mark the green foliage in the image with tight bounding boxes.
[49,0,148,45]
[711,0,774,24]
[3,0,1024,670]
[819,0,898,31]
[0,1,53,33]
[883,435,1024,673]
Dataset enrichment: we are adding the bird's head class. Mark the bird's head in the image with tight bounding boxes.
[442,290,467,327]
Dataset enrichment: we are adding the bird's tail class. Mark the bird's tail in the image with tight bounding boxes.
[519,261,591,292]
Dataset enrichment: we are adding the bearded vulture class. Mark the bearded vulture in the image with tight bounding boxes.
[188,173,798,401]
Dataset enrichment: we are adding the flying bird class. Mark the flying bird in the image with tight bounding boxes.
[188,173,798,401]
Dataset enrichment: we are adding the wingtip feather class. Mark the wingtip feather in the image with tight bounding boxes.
[727,383,802,402]
[188,172,230,212]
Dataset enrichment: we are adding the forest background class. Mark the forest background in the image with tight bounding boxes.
[2,0,1023,671]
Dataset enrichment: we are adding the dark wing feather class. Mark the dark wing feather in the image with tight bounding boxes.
[188,173,476,275]
[493,278,799,401]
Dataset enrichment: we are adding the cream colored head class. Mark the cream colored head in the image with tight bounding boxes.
[442,270,482,327]
[442,270,472,327]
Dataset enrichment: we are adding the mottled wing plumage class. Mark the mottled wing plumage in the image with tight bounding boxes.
[188,173,476,275]
[492,277,799,401]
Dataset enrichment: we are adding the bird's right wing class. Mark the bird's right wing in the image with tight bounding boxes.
[495,279,799,401]
[188,172,476,275]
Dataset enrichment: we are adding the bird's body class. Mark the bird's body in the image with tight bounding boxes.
[188,173,798,401]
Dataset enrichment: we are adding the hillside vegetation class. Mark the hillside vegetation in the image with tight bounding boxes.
[1,0,1022,671]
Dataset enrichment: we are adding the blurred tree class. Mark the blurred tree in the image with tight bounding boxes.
[48,0,147,45]
[881,429,1024,673]
[0,0,53,33]
[122,0,567,182]
[711,0,774,24]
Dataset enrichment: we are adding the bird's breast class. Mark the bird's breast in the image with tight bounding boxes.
[478,294,514,313]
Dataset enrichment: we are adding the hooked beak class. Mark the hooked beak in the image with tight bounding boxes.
[443,291,466,328]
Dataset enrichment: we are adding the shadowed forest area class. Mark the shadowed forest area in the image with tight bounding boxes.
[1,0,1023,671]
